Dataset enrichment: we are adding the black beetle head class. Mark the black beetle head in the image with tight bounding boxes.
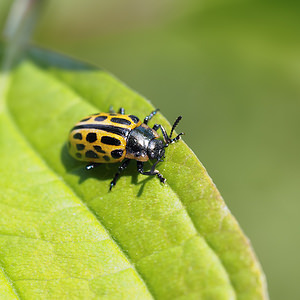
[148,139,165,160]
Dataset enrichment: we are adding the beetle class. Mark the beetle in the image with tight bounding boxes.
[68,107,183,190]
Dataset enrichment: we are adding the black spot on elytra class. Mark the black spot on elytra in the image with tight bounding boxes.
[94,145,105,153]
[103,155,110,161]
[94,115,108,122]
[85,150,99,158]
[73,132,82,140]
[110,117,131,125]
[129,115,139,124]
[111,149,124,159]
[76,152,82,158]
[86,132,97,143]
[76,144,85,151]
[101,136,121,146]
[80,117,91,122]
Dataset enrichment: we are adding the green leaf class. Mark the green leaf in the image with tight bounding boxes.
[0,45,268,299]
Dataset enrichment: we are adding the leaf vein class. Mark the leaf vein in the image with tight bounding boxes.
[0,262,21,300]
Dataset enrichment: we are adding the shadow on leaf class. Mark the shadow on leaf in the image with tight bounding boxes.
[61,143,156,194]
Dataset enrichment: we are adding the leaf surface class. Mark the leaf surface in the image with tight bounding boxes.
[0,46,268,299]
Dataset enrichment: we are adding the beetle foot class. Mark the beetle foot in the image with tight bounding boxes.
[109,181,115,191]
[157,173,166,184]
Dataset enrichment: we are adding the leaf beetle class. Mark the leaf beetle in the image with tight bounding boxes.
[68,107,183,190]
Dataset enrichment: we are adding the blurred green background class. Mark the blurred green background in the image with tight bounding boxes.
[1,0,300,299]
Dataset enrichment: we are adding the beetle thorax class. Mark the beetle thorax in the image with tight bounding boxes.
[125,123,160,161]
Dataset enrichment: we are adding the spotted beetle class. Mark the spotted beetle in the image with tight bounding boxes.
[68,107,183,190]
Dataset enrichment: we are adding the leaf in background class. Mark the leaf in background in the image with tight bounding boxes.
[0,45,268,299]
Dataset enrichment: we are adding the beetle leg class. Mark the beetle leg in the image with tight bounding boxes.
[118,107,125,115]
[144,109,159,125]
[152,124,159,131]
[109,106,115,113]
[86,163,100,170]
[110,159,131,190]
[137,161,166,184]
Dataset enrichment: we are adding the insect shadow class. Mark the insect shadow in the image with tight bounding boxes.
[61,143,154,196]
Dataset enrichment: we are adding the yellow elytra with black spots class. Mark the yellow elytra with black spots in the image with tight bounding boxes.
[68,112,143,163]
[68,108,184,190]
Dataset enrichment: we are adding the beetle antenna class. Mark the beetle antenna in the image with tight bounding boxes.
[167,116,184,144]
[169,116,182,139]
[171,132,184,143]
